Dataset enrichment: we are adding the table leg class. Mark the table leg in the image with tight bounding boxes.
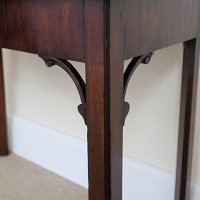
[0,49,8,155]
[84,1,124,200]
[175,38,200,200]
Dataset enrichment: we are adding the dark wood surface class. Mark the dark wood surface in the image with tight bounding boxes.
[0,0,200,199]
[0,1,5,46]
[84,1,124,199]
[84,1,109,199]
[0,49,8,155]
[1,0,200,61]
[124,0,200,59]
[4,0,84,62]
[175,39,200,199]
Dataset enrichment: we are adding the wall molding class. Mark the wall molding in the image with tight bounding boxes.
[6,115,200,200]
[7,115,88,188]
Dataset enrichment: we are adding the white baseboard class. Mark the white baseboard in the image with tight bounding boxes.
[7,115,88,188]
[6,115,200,200]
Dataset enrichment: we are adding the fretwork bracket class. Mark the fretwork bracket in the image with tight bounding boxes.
[40,52,153,126]
[40,56,87,125]
[123,52,154,124]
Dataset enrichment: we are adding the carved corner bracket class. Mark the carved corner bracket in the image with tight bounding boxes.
[123,52,154,124]
[39,56,87,124]
[40,52,153,126]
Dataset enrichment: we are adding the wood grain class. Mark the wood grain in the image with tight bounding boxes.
[175,39,200,200]
[0,49,8,155]
[125,0,200,59]
[5,0,84,62]
[0,0,5,46]
[84,0,124,199]
[0,0,200,199]
[0,0,8,155]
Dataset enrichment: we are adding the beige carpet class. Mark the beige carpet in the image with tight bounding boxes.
[0,154,87,200]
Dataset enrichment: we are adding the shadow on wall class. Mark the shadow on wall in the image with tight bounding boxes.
[3,49,87,140]
[2,49,18,113]
[123,44,183,173]
[2,44,200,182]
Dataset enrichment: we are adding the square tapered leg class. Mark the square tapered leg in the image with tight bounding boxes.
[84,1,124,199]
[0,50,8,155]
[175,39,200,200]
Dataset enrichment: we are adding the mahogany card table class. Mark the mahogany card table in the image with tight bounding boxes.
[0,0,199,200]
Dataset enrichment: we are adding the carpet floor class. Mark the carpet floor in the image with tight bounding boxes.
[0,154,87,200]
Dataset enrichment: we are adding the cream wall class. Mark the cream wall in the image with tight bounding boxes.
[2,44,200,181]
